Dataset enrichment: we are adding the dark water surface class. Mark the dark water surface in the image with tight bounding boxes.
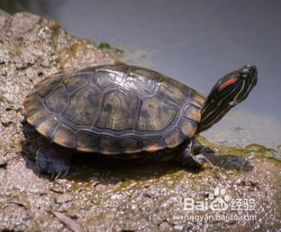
[1,0,281,147]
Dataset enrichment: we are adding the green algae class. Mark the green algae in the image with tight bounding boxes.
[98,42,124,56]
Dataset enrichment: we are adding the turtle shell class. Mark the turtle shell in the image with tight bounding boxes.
[23,65,205,155]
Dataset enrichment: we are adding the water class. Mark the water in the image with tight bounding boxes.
[1,0,281,148]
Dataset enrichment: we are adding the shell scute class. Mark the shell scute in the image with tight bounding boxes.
[76,130,98,152]
[95,90,139,130]
[53,124,76,148]
[137,96,178,132]
[44,86,69,114]
[63,87,102,126]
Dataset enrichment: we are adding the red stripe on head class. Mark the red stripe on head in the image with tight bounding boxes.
[218,78,238,92]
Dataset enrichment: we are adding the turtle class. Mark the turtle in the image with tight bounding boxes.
[23,64,257,178]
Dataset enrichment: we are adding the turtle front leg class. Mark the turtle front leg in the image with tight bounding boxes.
[178,138,209,169]
[193,138,214,155]
[36,147,72,179]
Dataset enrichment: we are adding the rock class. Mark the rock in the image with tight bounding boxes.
[0,11,281,232]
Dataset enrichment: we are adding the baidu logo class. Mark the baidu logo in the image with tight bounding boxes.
[183,187,255,212]
[209,187,230,211]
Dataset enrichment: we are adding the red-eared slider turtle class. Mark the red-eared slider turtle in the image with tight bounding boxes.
[23,64,257,178]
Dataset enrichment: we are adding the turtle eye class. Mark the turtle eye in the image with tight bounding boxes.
[241,67,250,74]
[218,77,239,92]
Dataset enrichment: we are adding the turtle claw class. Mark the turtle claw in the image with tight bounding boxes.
[54,169,69,180]
[36,148,71,179]
[51,172,56,180]
[54,172,62,180]
[193,153,214,167]
[62,169,69,178]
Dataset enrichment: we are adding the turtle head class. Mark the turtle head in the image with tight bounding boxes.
[198,65,257,132]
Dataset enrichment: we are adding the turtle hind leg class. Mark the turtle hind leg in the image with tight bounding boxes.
[36,147,73,179]
[22,122,73,179]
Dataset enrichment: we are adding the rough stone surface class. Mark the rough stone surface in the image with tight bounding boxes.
[0,12,281,231]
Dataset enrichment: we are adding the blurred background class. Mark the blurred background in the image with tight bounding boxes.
[1,0,281,148]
